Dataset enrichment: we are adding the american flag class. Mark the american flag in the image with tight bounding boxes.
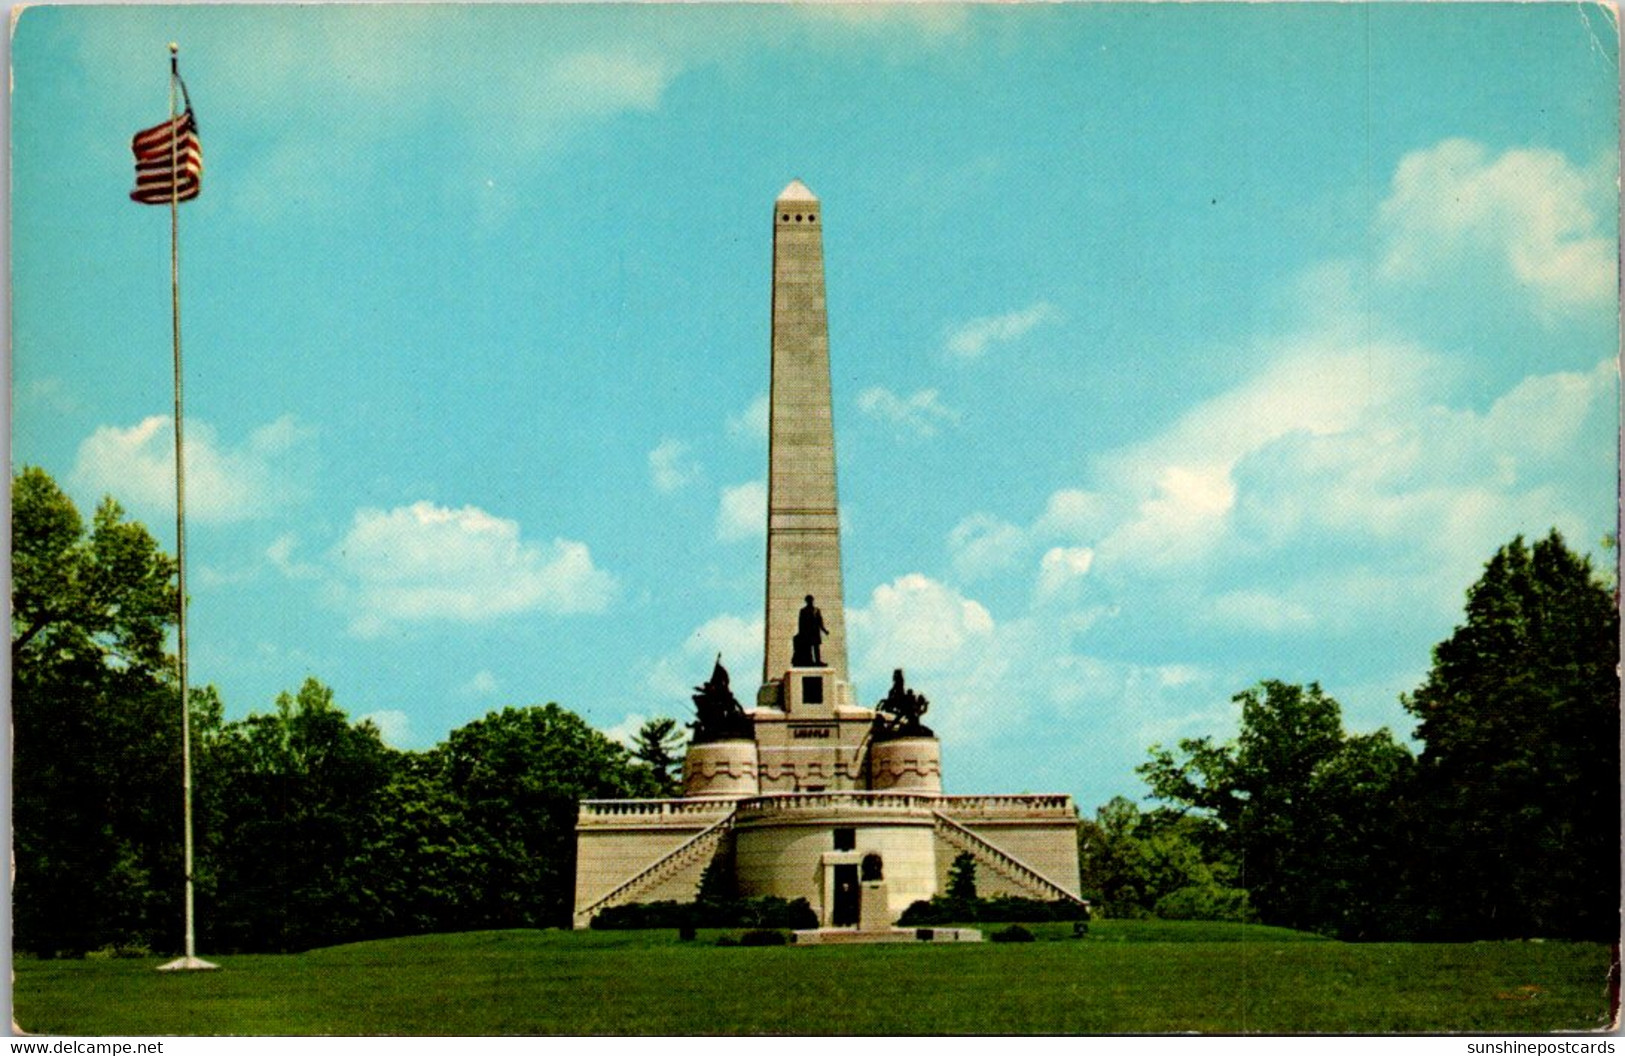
[130,108,202,205]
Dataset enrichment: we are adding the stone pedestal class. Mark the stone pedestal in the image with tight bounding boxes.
[859,879,892,931]
[682,740,759,798]
[869,736,943,792]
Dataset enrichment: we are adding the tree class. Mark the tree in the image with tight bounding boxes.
[430,704,650,929]
[12,467,175,674]
[1077,797,1248,921]
[1403,531,1619,940]
[947,851,978,902]
[1139,681,1412,936]
[11,468,186,955]
[631,717,687,796]
[206,678,399,952]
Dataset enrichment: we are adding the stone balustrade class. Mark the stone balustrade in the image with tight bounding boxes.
[578,797,739,826]
[936,794,1077,818]
[580,791,1077,830]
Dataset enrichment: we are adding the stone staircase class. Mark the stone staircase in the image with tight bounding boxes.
[573,808,737,928]
[931,810,1086,906]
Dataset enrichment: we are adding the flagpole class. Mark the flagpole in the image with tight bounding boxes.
[157,41,216,973]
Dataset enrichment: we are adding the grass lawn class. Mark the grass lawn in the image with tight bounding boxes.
[14,920,1617,1035]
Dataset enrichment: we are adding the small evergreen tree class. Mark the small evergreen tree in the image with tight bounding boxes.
[631,717,686,796]
[947,851,978,902]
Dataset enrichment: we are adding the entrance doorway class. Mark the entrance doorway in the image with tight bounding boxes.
[832,864,859,926]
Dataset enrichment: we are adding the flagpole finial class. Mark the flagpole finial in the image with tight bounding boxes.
[169,42,178,54]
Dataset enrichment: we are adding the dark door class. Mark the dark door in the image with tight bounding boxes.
[832,864,860,926]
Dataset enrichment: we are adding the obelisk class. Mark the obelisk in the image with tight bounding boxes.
[763,180,849,691]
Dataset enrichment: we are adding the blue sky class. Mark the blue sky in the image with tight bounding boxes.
[12,4,1619,812]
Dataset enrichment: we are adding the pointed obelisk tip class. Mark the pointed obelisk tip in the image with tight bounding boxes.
[777,179,819,203]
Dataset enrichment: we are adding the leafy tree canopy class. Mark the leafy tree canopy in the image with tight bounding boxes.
[1139,681,1412,937]
[1403,530,1619,940]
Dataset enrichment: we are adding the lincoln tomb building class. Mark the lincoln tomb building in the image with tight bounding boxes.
[572,182,1083,932]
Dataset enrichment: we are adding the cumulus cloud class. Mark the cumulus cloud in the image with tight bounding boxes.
[598,712,654,749]
[457,670,502,698]
[649,438,701,494]
[647,612,763,701]
[358,709,413,748]
[1378,138,1617,313]
[842,575,1236,786]
[847,573,996,680]
[331,501,615,637]
[1037,546,1096,599]
[716,480,766,541]
[73,414,312,525]
[727,393,770,442]
[948,513,1027,579]
[945,301,1061,359]
[1083,336,1438,573]
[856,386,960,438]
[1227,357,1615,565]
[267,533,323,580]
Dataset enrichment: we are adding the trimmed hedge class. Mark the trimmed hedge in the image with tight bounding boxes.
[591,896,817,931]
[898,895,1092,926]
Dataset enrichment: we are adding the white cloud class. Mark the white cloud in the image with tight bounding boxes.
[331,501,615,637]
[73,414,312,525]
[842,574,1237,774]
[1378,138,1617,313]
[1226,357,1615,574]
[542,51,672,116]
[649,438,701,494]
[948,513,1027,579]
[457,670,502,698]
[1082,336,1438,573]
[599,712,654,749]
[716,480,766,541]
[267,533,323,581]
[727,393,771,443]
[945,301,1061,360]
[848,573,996,680]
[647,612,763,701]
[359,709,412,748]
[1036,489,1114,540]
[1037,546,1096,599]
[856,386,960,438]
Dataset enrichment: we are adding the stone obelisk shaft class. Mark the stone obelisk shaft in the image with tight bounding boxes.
[764,181,848,686]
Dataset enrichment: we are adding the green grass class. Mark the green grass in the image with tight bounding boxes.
[14,921,1616,1035]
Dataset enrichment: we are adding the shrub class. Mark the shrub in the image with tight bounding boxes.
[991,925,1035,943]
[1153,885,1255,923]
[899,894,1089,925]
[592,895,817,931]
[738,929,787,946]
[590,900,696,930]
[735,896,818,930]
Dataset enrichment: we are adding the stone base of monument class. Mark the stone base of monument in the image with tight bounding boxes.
[791,926,981,945]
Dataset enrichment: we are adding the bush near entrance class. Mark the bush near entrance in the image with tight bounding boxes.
[590,896,817,931]
[898,895,1091,926]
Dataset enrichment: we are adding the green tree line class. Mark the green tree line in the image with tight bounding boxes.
[12,468,681,956]
[13,466,1620,952]
[1080,531,1619,941]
